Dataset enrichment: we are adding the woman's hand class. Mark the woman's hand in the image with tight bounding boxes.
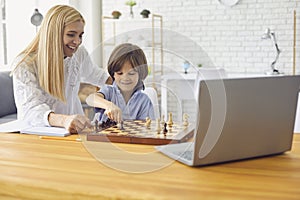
[104,102,122,123]
[63,115,92,134]
[48,112,91,134]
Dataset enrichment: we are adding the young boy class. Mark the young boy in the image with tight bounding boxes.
[86,43,155,123]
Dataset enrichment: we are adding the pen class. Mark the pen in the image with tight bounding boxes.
[39,136,82,142]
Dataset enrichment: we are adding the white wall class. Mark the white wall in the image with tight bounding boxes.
[103,0,300,74]
[5,0,103,68]
[69,0,102,66]
[4,0,300,74]
[5,0,69,68]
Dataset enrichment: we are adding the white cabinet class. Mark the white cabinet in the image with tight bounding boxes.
[161,72,300,133]
[161,73,197,122]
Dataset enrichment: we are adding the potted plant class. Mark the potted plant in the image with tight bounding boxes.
[140,9,151,18]
[111,10,122,19]
[125,0,136,18]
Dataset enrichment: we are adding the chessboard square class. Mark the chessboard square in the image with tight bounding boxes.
[101,131,110,134]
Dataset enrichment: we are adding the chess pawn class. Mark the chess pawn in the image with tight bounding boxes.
[117,121,124,130]
[162,122,168,136]
[182,113,189,127]
[156,119,161,134]
[145,117,151,128]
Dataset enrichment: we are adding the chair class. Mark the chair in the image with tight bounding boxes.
[142,87,160,119]
[0,71,17,124]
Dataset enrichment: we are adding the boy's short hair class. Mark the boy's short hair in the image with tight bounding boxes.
[107,43,148,85]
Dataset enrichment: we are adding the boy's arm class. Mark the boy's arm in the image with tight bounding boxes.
[86,93,122,122]
[86,92,106,108]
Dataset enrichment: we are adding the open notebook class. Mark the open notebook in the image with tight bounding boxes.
[156,75,300,166]
[0,120,69,137]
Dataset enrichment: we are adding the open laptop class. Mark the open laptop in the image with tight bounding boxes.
[155,75,300,166]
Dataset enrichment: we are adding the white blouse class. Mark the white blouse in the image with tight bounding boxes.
[12,46,109,127]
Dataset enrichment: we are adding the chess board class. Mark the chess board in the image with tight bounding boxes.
[86,120,194,145]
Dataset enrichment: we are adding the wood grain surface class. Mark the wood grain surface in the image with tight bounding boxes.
[0,133,299,200]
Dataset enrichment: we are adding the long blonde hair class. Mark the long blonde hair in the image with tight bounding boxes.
[14,5,85,102]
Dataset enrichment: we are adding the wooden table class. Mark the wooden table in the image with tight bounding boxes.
[0,132,299,200]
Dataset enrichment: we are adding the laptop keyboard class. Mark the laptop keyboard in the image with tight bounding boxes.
[173,150,194,161]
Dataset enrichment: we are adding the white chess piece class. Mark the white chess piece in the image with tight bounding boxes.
[117,121,124,130]
[91,112,100,126]
[145,117,151,128]
[160,115,165,126]
[167,112,173,126]
[183,113,189,126]
[156,119,161,134]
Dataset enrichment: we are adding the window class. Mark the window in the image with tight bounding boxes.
[0,0,68,70]
[0,0,7,66]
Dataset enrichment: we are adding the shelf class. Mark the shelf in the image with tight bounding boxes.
[101,14,163,90]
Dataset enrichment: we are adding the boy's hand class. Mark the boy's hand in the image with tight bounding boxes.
[104,102,122,123]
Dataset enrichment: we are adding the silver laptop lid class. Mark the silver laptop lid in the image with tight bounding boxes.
[193,75,300,166]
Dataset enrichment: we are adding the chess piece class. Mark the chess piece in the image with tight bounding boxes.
[95,119,98,132]
[117,121,124,130]
[160,115,165,126]
[163,122,168,136]
[91,112,100,125]
[145,117,151,128]
[102,119,116,128]
[167,112,173,127]
[183,113,189,127]
[156,118,161,134]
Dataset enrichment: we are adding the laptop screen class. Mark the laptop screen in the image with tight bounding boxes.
[194,75,300,165]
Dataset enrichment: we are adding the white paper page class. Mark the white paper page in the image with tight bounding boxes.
[21,126,70,137]
[0,120,69,137]
[0,120,29,133]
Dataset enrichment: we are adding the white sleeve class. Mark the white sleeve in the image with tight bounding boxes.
[77,46,109,87]
[13,61,55,127]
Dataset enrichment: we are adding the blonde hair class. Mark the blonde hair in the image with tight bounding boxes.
[14,5,85,102]
[107,43,148,91]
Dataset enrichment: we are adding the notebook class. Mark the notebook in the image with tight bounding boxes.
[155,75,300,166]
[0,120,70,137]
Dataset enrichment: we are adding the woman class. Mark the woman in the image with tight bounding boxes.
[11,5,112,133]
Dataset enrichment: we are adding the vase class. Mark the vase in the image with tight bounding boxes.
[182,61,190,74]
[130,6,134,18]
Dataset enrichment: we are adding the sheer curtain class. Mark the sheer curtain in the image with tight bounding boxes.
[2,0,99,68]
[0,0,5,68]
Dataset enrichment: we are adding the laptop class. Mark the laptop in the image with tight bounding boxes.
[155,75,300,166]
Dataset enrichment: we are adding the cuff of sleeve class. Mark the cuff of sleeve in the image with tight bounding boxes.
[44,110,54,127]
